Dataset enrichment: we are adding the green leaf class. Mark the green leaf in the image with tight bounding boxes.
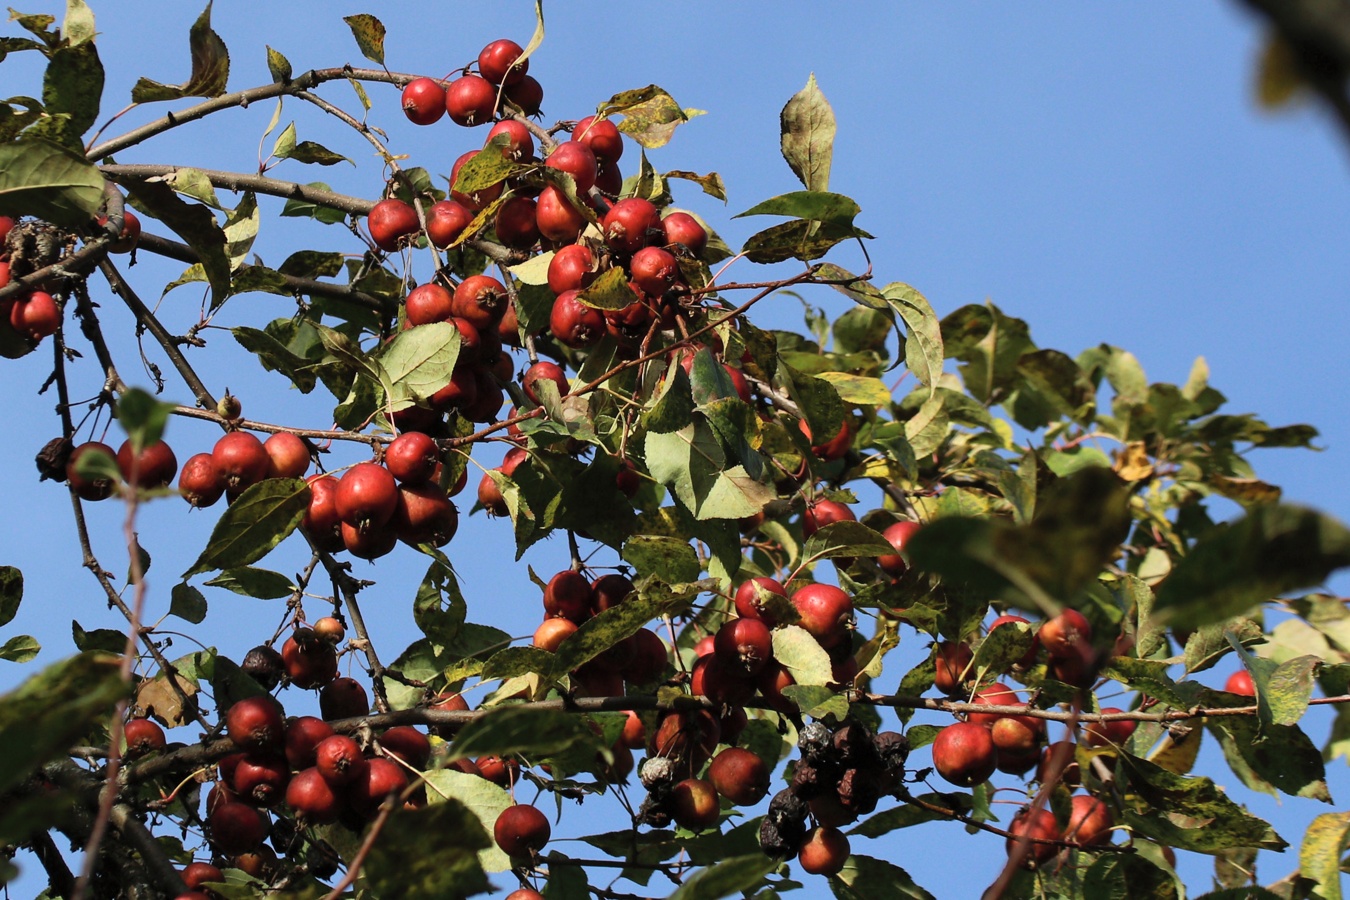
[668,853,777,900]
[742,218,864,264]
[780,73,835,193]
[850,793,973,838]
[413,559,466,647]
[342,14,386,65]
[1300,811,1350,900]
[123,177,231,309]
[114,386,175,452]
[72,620,124,654]
[183,478,310,577]
[1206,713,1330,802]
[646,420,775,521]
[1153,505,1350,630]
[0,635,39,663]
[23,39,102,150]
[452,141,527,196]
[940,303,1035,405]
[447,705,604,762]
[969,619,1035,682]
[772,625,833,686]
[883,283,944,388]
[168,582,207,624]
[279,139,350,167]
[600,84,701,149]
[830,854,934,900]
[265,45,290,82]
[379,321,460,409]
[664,169,727,201]
[551,587,690,678]
[0,652,126,795]
[62,0,96,46]
[0,567,21,629]
[736,191,859,228]
[622,535,700,584]
[816,372,892,406]
[0,135,104,226]
[480,645,555,682]
[422,770,512,873]
[1081,853,1179,900]
[204,567,294,600]
[279,181,348,224]
[577,265,639,311]
[362,799,489,900]
[802,521,894,564]
[129,2,230,102]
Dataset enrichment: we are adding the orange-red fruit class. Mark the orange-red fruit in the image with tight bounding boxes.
[401,77,446,125]
[180,862,224,890]
[546,243,597,295]
[733,577,787,624]
[263,432,309,479]
[967,682,1020,729]
[478,38,528,85]
[336,462,399,534]
[282,630,339,689]
[124,717,166,758]
[284,716,334,770]
[302,474,344,552]
[385,432,439,485]
[602,198,661,254]
[932,721,998,787]
[932,641,973,696]
[546,141,598,193]
[495,196,540,249]
[798,826,851,877]
[800,417,851,461]
[549,289,606,348]
[10,291,60,340]
[535,184,586,242]
[1039,608,1092,659]
[314,734,366,786]
[231,755,289,808]
[877,520,921,575]
[392,482,458,547]
[1067,794,1113,847]
[791,583,853,649]
[494,804,551,857]
[629,246,679,297]
[445,75,497,126]
[116,439,178,488]
[1007,806,1061,866]
[1082,708,1137,748]
[319,677,369,720]
[662,212,708,256]
[367,198,420,252]
[212,432,271,493]
[452,275,508,330]
[591,573,635,613]
[533,616,577,651]
[286,767,344,823]
[670,778,720,831]
[349,757,410,817]
[523,361,568,404]
[380,725,432,769]
[406,283,454,326]
[707,747,770,806]
[990,711,1046,756]
[544,569,593,623]
[801,498,856,539]
[486,119,534,160]
[1225,669,1256,697]
[626,628,670,685]
[1037,741,1082,788]
[206,801,267,856]
[504,75,543,115]
[66,441,118,501]
[426,200,473,249]
[713,616,774,677]
[225,695,285,753]
[506,891,545,900]
[574,115,623,163]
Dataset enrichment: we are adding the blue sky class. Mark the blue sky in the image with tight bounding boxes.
[2,2,1349,896]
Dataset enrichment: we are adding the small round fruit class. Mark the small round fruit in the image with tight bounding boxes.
[206,801,267,856]
[10,291,60,340]
[406,283,454,326]
[546,243,596,294]
[1007,806,1061,867]
[212,432,271,493]
[1067,794,1113,847]
[713,616,773,677]
[1082,708,1137,748]
[533,616,577,651]
[800,417,851,461]
[263,432,309,479]
[989,613,1040,667]
[231,755,289,807]
[226,695,285,753]
[1037,740,1082,788]
[314,734,366,786]
[549,289,605,348]
[66,441,118,501]
[302,474,344,552]
[319,677,369,720]
[116,438,178,488]
[932,641,973,696]
[348,757,411,818]
[798,826,850,877]
[590,573,635,613]
[386,431,439,485]
[282,630,339,689]
[967,682,1020,729]
[495,196,540,248]
[445,75,497,126]
[801,498,856,538]
[707,747,769,806]
[124,718,166,758]
[241,645,285,692]
[286,766,344,823]
[989,711,1046,756]
[662,212,708,256]
[452,275,508,330]
[506,891,545,900]
[401,77,446,125]
[602,198,661,254]
[284,716,333,770]
[1225,669,1256,697]
[535,184,586,242]
[629,246,679,297]
[494,804,551,857]
[504,75,543,115]
[546,141,598,193]
[425,200,473,249]
[573,115,623,163]
[478,38,528,85]
[543,570,593,623]
[485,119,534,160]
[522,361,568,404]
[336,462,399,534]
[733,576,788,625]
[1039,608,1092,660]
[791,583,853,649]
[180,862,224,890]
[380,726,432,769]
[670,778,720,831]
[877,520,921,575]
[367,198,420,252]
[932,721,998,787]
[175,451,226,508]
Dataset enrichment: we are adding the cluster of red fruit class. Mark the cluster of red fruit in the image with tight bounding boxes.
[756,720,908,876]
[528,570,666,691]
[0,215,61,344]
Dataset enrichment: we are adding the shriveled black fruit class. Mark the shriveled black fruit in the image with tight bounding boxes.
[36,437,72,482]
[875,731,910,771]
[639,756,678,792]
[789,761,834,800]
[837,768,881,815]
[798,722,832,766]
[637,794,672,828]
[766,788,809,827]
[242,645,285,691]
[833,723,880,770]
[760,819,805,859]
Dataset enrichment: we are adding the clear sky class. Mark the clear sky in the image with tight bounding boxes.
[2,2,1348,897]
